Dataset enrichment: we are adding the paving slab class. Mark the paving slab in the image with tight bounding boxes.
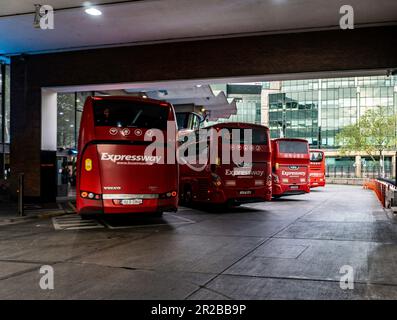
[0,262,214,300]
[189,274,397,300]
[225,238,397,286]
[75,233,265,273]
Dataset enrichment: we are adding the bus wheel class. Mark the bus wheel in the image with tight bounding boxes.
[184,187,193,206]
[152,211,163,218]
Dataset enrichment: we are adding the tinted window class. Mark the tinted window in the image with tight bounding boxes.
[310,151,324,162]
[221,128,268,145]
[176,113,189,130]
[278,141,308,153]
[94,100,169,129]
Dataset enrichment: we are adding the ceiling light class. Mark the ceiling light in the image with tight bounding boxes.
[85,7,102,16]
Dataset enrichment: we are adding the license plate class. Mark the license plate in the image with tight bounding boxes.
[290,185,299,190]
[121,199,143,205]
[239,190,252,195]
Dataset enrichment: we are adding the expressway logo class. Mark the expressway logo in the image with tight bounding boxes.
[281,170,306,177]
[101,152,162,163]
[225,169,264,176]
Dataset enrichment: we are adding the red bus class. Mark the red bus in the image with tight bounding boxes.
[76,96,178,217]
[179,123,272,206]
[271,138,310,197]
[309,149,326,188]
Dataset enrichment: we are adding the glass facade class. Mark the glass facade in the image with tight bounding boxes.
[0,64,10,144]
[209,84,262,125]
[268,76,397,148]
[57,92,91,150]
[268,91,319,145]
[0,63,10,179]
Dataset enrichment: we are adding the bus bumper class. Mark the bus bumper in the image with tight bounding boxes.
[102,198,178,214]
[77,197,177,215]
[210,186,272,204]
[309,178,326,188]
[272,183,310,196]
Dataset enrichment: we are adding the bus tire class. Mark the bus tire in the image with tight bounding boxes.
[152,211,163,218]
[183,186,193,206]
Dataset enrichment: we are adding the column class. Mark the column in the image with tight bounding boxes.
[355,155,362,178]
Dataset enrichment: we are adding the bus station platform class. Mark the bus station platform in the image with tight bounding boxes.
[0,184,397,299]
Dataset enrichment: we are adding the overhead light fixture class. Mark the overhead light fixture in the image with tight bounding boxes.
[85,7,102,16]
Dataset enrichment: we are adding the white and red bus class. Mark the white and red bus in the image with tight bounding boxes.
[309,149,326,188]
[76,96,178,217]
[271,138,310,197]
[179,123,272,206]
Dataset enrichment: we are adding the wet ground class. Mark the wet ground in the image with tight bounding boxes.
[0,184,396,299]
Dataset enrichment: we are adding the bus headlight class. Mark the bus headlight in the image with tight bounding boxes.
[300,178,306,183]
[255,180,265,186]
[282,178,289,183]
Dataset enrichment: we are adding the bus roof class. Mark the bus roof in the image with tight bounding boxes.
[204,122,269,130]
[272,138,308,143]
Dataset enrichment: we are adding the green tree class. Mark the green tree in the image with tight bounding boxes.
[336,106,397,177]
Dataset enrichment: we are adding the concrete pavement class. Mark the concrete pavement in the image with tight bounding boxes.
[0,185,397,299]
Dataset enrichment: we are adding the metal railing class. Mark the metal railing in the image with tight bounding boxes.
[326,165,394,179]
[364,178,397,209]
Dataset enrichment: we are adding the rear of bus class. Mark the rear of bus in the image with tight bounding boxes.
[76,96,178,216]
[180,123,272,205]
[309,149,326,188]
[271,138,310,197]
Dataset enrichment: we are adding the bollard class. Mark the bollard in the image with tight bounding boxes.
[17,173,25,216]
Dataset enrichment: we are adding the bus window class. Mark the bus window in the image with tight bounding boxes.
[310,151,324,162]
[220,128,269,145]
[94,99,169,129]
[278,140,307,153]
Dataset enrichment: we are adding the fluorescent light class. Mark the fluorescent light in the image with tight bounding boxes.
[85,7,102,16]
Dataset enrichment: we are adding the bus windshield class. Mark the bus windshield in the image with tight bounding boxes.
[278,140,307,153]
[93,100,169,129]
[310,151,324,162]
[220,128,268,145]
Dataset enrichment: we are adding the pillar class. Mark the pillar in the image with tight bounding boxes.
[355,155,362,178]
